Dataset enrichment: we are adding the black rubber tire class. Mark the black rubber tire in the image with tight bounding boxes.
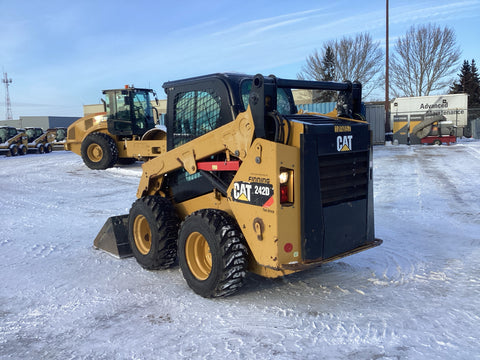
[178,209,248,298]
[433,139,442,146]
[9,144,18,156]
[80,132,119,170]
[37,144,45,154]
[128,196,179,270]
[44,143,53,153]
[18,144,27,155]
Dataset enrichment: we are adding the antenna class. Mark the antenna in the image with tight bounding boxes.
[2,71,13,120]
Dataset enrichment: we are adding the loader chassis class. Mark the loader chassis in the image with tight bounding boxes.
[94,73,381,297]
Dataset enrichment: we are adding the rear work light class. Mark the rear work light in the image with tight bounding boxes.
[279,167,294,205]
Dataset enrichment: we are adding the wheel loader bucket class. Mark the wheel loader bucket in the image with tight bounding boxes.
[93,215,133,258]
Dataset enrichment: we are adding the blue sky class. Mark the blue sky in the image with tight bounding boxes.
[1,0,479,118]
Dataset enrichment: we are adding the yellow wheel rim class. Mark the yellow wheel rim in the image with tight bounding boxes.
[87,143,103,162]
[185,232,212,280]
[133,215,152,255]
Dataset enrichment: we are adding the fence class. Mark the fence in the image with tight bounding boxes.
[470,107,480,139]
[296,102,336,114]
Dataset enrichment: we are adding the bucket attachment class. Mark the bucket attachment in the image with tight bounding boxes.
[93,215,133,258]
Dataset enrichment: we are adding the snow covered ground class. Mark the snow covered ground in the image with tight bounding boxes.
[1,141,480,359]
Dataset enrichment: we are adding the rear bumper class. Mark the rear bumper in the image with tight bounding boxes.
[281,238,382,271]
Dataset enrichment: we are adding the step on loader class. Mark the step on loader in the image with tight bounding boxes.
[94,73,382,297]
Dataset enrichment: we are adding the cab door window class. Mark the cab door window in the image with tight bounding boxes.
[172,89,221,148]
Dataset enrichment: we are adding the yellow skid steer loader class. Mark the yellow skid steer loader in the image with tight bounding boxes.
[94,73,381,297]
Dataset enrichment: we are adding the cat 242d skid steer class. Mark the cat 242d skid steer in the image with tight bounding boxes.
[94,73,381,298]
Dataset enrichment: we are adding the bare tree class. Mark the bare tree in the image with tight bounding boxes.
[329,33,384,97]
[390,24,461,97]
[299,33,384,98]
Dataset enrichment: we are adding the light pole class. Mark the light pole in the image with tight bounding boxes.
[385,0,391,140]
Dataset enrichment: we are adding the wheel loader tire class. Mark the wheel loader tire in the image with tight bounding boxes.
[80,132,119,170]
[44,143,53,153]
[37,144,45,154]
[178,209,248,298]
[128,196,179,270]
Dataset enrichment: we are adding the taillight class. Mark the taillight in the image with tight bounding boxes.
[280,184,289,203]
[279,168,293,205]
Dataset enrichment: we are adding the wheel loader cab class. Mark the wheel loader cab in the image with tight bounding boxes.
[103,87,156,137]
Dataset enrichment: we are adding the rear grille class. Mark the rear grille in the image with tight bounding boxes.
[319,151,369,207]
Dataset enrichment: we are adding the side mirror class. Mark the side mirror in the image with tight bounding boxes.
[153,90,159,106]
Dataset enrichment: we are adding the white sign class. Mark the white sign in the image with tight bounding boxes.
[391,94,468,127]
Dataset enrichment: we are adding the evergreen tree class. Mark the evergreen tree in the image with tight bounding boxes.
[450,60,471,93]
[470,59,480,107]
[450,59,480,107]
[317,46,336,102]
[322,46,336,81]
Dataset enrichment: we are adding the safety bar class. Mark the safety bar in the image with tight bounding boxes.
[249,74,363,140]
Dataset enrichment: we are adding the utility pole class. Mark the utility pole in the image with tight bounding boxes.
[385,0,391,139]
[2,72,13,120]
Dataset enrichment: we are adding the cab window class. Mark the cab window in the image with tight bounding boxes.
[240,80,295,115]
[173,89,221,148]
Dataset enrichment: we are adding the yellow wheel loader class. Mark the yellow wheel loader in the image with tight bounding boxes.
[94,73,381,297]
[0,126,28,156]
[65,86,165,169]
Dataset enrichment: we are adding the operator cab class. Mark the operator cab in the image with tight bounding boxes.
[0,127,18,143]
[54,127,67,142]
[25,128,44,142]
[102,86,156,137]
[162,73,299,203]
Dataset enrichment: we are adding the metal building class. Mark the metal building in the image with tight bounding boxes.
[0,116,79,130]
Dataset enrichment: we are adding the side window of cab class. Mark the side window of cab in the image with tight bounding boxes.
[172,89,221,148]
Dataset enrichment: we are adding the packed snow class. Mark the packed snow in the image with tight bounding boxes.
[1,141,480,359]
